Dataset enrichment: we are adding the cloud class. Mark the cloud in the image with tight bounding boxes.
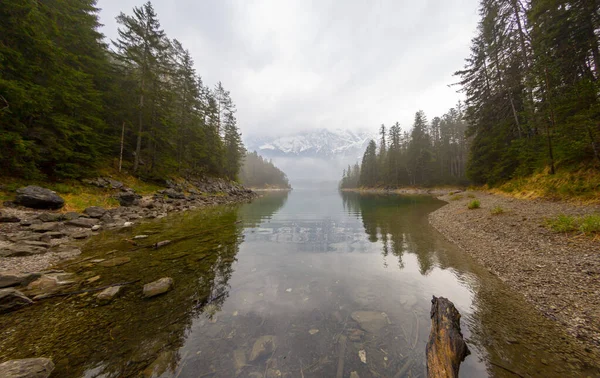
[97,0,479,137]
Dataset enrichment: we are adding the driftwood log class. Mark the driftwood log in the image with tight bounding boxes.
[426,296,470,378]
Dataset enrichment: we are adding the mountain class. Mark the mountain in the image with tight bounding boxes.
[245,129,373,160]
[244,129,376,182]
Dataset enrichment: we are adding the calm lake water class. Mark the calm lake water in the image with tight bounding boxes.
[1,189,598,377]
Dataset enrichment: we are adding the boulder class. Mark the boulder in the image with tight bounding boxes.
[15,186,64,210]
[249,335,277,362]
[0,358,55,378]
[96,286,122,304]
[350,311,390,333]
[0,288,33,314]
[66,218,97,228]
[0,271,41,289]
[0,211,20,223]
[83,206,107,218]
[115,191,141,207]
[143,277,174,298]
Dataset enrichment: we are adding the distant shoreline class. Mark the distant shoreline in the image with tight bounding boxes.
[339,187,464,196]
[250,188,292,192]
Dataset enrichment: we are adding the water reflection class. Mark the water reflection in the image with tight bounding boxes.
[0,191,598,377]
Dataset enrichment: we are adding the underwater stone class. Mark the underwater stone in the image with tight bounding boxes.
[249,335,277,362]
[143,277,174,298]
[0,358,55,378]
[0,288,33,314]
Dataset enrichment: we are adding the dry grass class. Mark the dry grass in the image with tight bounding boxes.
[490,167,600,204]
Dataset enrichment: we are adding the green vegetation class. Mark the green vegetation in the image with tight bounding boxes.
[0,1,244,181]
[340,108,469,189]
[239,152,291,189]
[490,206,504,215]
[468,200,481,210]
[341,0,600,199]
[547,214,600,236]
[449,194,464,201]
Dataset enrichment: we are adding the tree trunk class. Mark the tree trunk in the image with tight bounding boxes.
[426,296,470,378]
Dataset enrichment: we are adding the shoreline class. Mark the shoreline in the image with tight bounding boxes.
[340,187,464,196]
[428,191,600,351]
[0,178,257,274]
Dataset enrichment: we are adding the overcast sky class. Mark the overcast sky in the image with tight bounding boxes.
[97,0,480,138]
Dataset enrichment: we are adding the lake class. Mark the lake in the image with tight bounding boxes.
[0,189,597,377]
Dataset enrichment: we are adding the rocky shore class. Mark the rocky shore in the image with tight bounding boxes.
[429,192,600,351]
[341,187,464,196]
[0,177,256,274]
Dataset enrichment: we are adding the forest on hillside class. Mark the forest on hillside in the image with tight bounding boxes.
[342,0,600,189]
[239,152,291,189]
[0,1,244,181]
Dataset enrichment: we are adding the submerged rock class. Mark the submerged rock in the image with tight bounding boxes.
[0,288,33,314]
[143,277,174,298]
[153,240,171,249]
[350,311,389,333]
[0,358,54,378]
[249,335,277,362]
[26,273,75,296]
[99,257,131,267]
[96,286,122,304]
[15,186,64,210]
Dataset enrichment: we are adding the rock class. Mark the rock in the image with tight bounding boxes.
[15,186,65,209]
[350,372,360,378]
[99,257,131,267]
[100,213,113,223]
[351,311,390,333]
[83,177,124,190]
[36,213,63,223]
[22,240,50,248]
[123,221,134,227]
[0,358,54,378]
[233,349,247,373]
[348,329,365,342]
[0,288,33,314]
[26,273,75,296]
[0,245,48,257]
[142,350,174,378]
[42,231,65,239]
[0,211,20,223]
[63,212,80,220]
[91,225,101,231]
[115,191,141,207]
[133,235,149,239]
[96,286,122,304]
[249,335,277,362]
[358,350,367,364]
[66,218,97,228]
[143,277,174,298]
[84,206,107,218]
[153,240,171,249]
[162,188,185,200]
[72,231,91,240]
[0,271,41,289]
[309,329,319,335]
[30,222,60,233]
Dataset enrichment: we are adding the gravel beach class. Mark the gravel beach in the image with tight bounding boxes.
[429,192,600,351]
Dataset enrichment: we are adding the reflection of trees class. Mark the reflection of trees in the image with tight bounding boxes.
[341,191,442,274]
[0,206,261,378]
[237,191,289,227]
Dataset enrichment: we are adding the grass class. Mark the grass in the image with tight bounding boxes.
[546,214,600,236]
[467,193,476,198]
[493,167,600,204]
[468,199,481,209]
[449,194,464,201]
[490,206,504,215]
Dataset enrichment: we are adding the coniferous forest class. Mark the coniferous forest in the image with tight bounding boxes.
[239,152,291,189]
[342,0,600,189]
[0,1,244,181]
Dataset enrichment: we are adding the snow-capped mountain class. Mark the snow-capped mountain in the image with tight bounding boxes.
[244,129,376,182]
[245,129,374,160]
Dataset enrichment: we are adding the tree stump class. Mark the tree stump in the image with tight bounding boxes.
[426,296,470,378]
